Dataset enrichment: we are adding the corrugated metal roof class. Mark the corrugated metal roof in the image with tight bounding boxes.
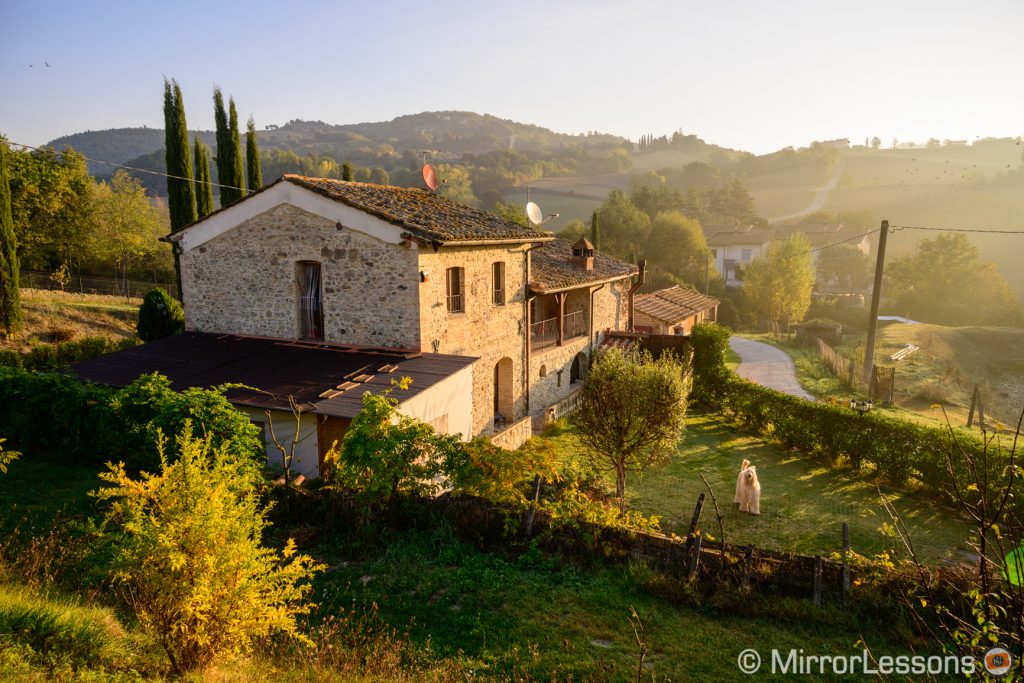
[71,332,476,419]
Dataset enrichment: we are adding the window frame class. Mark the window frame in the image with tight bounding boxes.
[491,261,506,306]
[297,260,324,341]
[446,267,465,313]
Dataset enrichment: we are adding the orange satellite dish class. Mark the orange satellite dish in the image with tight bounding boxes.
[422,164,438,191]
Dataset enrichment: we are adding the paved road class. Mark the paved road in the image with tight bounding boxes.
[730,336,815,401]
[767,160,846,223]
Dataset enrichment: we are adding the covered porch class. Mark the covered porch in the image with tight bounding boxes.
[529,288,591,352]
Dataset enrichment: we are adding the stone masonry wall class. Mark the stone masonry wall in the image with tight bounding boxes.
[181,204,421,349]
[418,244,530,436]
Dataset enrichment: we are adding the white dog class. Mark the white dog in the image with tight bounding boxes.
[735,461,761,515]
[733,459,750,505]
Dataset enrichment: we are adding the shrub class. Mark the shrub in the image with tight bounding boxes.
[97,425,324,674]
[136,288,183,343]
[689,322,732,406]
[0,349,20,369]
[446,436,558,507]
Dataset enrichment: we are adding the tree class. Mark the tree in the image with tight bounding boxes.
[163,79,196,233]
[491,200,528,226]
[885,233,1024,326]
[89,172,167,292]
[433,164,477,206]
[595,190,650,261]
[0,137,22,336]
[644,210,716,288]
[369,167,390,185]
[137,288,185,342]
[341,162,353,182]
[591,209,601,250]
[213,88,244,205]
[572,347,690,510]
[193,135,214,218]
[97,424,323,674]
[245,117,262,192]
[557,220,587,243]
[332,379,462,507]
[870,136,882,150]
[743,234,815,330]
[815,244,872,289]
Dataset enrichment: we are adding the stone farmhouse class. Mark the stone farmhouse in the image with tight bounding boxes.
[74,175,640,477]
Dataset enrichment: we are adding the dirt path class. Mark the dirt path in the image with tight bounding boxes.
[767,160,846,223]
[730,336,815,401]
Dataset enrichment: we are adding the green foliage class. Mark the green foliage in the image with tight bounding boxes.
[590,209,600,250]
[0,368,261,471]
[594,190,650,261]
[815,243,873,289]
[445,437,558,507]
[333,380,462,506]
[213,88,245,206]
[162,79,196,233]
[97,425,323,674]
[341,162,353,182]
[433,163,477,206]
[886,233,1024,327]
[556,219,587,243]
[0,136,21,335]
[90,171,169,285]
[135,287,183,342]
[246,117,262,192]
[541,483,662,535]
[743,234,815,329]
[0,437,18,473]
[689,322,732,405]
[193,135,214,218]
[0,335,136,373]
[571,347,691,506]
[369,166,390,185]
[0,585,132,671]
[491,200,528,226]
[644,210,716,288]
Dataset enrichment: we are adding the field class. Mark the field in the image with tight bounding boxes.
[536,416,970,565]
[501,190,602,228]
[1,289,139,353]
[747,322,1024,432]
[0,430,960,680]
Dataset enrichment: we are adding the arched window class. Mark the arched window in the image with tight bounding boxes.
[539,365,547,378]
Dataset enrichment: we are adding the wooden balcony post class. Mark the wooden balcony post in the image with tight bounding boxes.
[555,292,566,346]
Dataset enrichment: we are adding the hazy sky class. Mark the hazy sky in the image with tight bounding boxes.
[2,0,1022,154]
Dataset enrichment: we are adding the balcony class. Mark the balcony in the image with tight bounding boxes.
[530,309,587,351]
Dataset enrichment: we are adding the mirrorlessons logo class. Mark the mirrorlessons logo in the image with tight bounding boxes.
[735,647,1014,676]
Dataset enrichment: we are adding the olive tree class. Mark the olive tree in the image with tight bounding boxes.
[572,347,691,510]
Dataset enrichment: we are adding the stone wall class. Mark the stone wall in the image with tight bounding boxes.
[418,244,530,435]
[181,204,421,349]
[489,415,533,450]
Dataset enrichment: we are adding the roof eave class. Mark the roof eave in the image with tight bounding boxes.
[529,271,637,295]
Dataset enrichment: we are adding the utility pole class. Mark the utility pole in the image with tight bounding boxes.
[862,220,890,387]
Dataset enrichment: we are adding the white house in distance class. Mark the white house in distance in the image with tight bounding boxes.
[74,175,641,477]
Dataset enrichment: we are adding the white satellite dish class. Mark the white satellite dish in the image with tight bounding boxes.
[526,201,544,226]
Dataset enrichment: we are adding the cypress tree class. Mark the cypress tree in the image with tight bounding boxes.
[342,162,353,182]
[246,117,262,192]
[591,209,601,250]
[0,137,23,335]
[213,87,232,203]
[194,135,214,218]
[227,98,245,198]
[163,79,196,232]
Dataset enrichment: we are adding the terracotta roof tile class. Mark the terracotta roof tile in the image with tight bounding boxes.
[283,175,548,244]
[530,238,637,293]
[634,286,720,324]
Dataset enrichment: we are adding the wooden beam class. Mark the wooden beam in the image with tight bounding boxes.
[555,292,566,346]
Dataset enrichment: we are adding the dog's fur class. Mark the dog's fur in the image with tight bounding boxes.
[735,460,761,515]
[733,459,751,505]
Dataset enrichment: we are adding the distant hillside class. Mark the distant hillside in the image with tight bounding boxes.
[44,111,628,177]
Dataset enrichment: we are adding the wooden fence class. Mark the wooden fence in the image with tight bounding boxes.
[21,270,179,300]
[813,336,896,402]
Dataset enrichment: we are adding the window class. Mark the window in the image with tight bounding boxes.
[491,262,505,305]
[740,248,753,262]
[297,261,323,340]
[539,365,547,378]
[446,267,464,313]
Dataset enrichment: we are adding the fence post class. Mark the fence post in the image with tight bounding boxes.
[813,555,823,607]
[688,534,703,577]
[967,385,978,428]
[841,522,850,598]
[687,492,705,540]
[742,545,755,588]
[888,367,896,404]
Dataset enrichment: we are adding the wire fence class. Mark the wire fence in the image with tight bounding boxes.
[20,271,179,300]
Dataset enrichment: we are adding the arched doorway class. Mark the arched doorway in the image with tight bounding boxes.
[493,357,514,427]
[570,352,588,384]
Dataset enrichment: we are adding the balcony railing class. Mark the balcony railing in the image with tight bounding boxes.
[530,309,587,350]
[446,293,463,313]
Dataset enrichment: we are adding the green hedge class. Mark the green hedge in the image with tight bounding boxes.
[716,374,990,498]
[0,336,138,372]
[0,369,262,471]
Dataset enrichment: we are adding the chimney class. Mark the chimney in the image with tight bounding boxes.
[571,237,594,270]
[627,260,647,332]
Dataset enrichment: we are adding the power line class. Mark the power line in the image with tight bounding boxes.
[892,225,1024,235]
[6,140,252,195]
[806,227,882,254]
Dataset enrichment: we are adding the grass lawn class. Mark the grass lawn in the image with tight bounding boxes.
[535,415,971,565]
[2,289,138,353]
